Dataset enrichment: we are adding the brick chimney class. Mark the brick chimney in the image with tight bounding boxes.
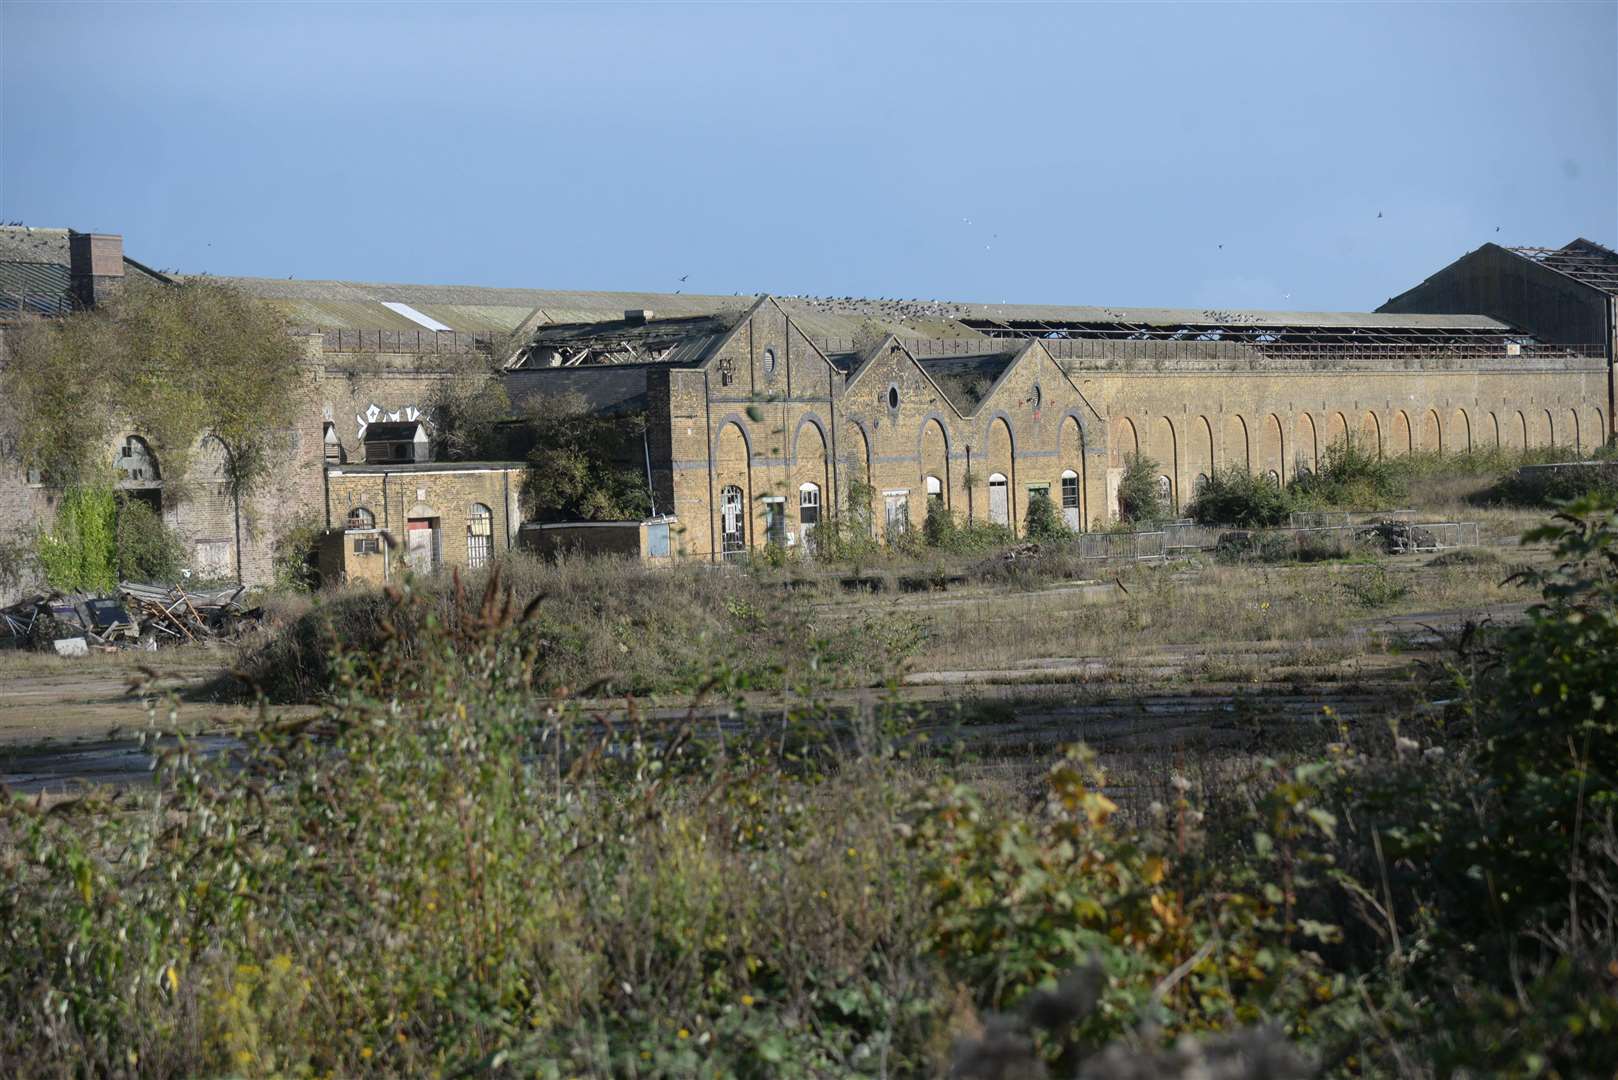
[68,230,124,308]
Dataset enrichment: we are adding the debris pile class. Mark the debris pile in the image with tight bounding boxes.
[1356,519,1439,554]
[0,582,259,653]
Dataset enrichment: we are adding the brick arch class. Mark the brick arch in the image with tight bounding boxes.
[1326,411,1349,453]
[1537,407,1555,449]
[1294,412,1318,474]
[1186,415,1215,489]
[1391,410,1413,456]
[1594,408,1607,450]
[1259,413,1286,483]
[1565,407,1581,454]
[985,414,1017,533]
[1223,414,1250,472]
[793,414,831,518]
[918,415,951,509]
[1358,411,1383,458]
[1059,413,1089,530]
[1507,410,1527,450]
[1150,416,1179,509]
[1111,415,1139,468]
[790,413,829,461]
[715,420,753,554]
[843,418,873,529]
[1486,411,1502,448]
[1418,409,1441,453]
[1450,408,1472,453]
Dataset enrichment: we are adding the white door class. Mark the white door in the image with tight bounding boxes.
[988,474,1009,526]
[1061,470,1081,530]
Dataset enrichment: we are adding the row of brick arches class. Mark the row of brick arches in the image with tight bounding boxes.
[710,411,1095,554]
[1111,404,1605,511]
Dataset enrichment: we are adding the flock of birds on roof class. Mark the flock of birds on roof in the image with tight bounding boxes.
[774,293,972,324]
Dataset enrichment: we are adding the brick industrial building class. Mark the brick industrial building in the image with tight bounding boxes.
[1,225,1613,593]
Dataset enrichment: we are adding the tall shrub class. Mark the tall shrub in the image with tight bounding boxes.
[114,498,184,583]
[1188,466,1292,527]
[34,485,118,593]
[1117,453,1168,526]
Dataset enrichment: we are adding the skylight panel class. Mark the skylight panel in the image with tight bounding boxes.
[380,301,452,332]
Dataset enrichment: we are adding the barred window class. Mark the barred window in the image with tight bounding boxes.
[346,506,376,530]
[467,503,493,569]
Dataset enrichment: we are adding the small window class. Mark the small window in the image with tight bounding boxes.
[762,348,777,376]
[1030,384,1042,410]
[352,536,382,556]
[798,482,821,526]
[346,507,376,530]
[1158,475,1173,500]
[925,474,943,502]
[718,360,735,388]
[887,385,900,411]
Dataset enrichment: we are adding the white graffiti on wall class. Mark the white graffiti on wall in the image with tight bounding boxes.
[356,404,423,440]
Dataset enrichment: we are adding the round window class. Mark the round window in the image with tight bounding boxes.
[887,385,900,410]
[1030,384,1042,410]
[762,347,776,375]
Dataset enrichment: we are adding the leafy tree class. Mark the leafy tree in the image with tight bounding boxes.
[522,392,652,522]
[1188,465,1293,527]
[1117,452,1168,526]
[114,498,184,583]
[422,352,515,462]
[0,279,310,498]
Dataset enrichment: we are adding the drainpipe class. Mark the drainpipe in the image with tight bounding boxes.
[1608,296,1616,446]
[703,372,716,561]
[502,468,512,552]
[382,470,390,583]
[642,430,657,517]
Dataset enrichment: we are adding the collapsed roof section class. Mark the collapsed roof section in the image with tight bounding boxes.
[1507,238,1618,296]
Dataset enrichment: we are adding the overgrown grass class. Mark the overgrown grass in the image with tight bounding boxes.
[4,499,1614,1076]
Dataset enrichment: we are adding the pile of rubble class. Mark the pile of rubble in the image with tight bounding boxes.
[1356,519,1440,554]
[0,581,260,655]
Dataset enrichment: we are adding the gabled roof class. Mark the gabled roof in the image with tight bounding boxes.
[1507,238,1618,296]
[362,420,427,441]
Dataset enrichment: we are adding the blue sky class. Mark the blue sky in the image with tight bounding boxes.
[3,2,1614,311]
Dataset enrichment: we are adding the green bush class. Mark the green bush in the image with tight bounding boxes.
[1188,466,1293,527]
[1289,438,1407,509]
[270,513,324,593]
[1022,487,1072,542]
[1487,460,1618,507]
[1117,452,1169,526]
[914,502,1013,555]
[114,497,184,584]
[34,484,117,593]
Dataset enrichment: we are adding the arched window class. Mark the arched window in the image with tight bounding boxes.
[720,485,746,560]
[467,503,493,569]
[1060,469,1080,529]
[116,435,161,484]
[887,385,900,411]
[1194,473,1210,493]
[988,472,1009,526]
[762,347,777,376]
[1157,475,1173,501]
[925,474,943,503]
[346,506,376,530]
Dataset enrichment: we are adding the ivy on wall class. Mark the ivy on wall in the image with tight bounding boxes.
[1,279,311,498]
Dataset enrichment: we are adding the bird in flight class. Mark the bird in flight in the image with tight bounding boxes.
[1377,211,1384,219]
[679,274,689,282]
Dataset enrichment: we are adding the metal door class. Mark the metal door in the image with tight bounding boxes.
[720,486,745,559]
[406,519,436,574]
